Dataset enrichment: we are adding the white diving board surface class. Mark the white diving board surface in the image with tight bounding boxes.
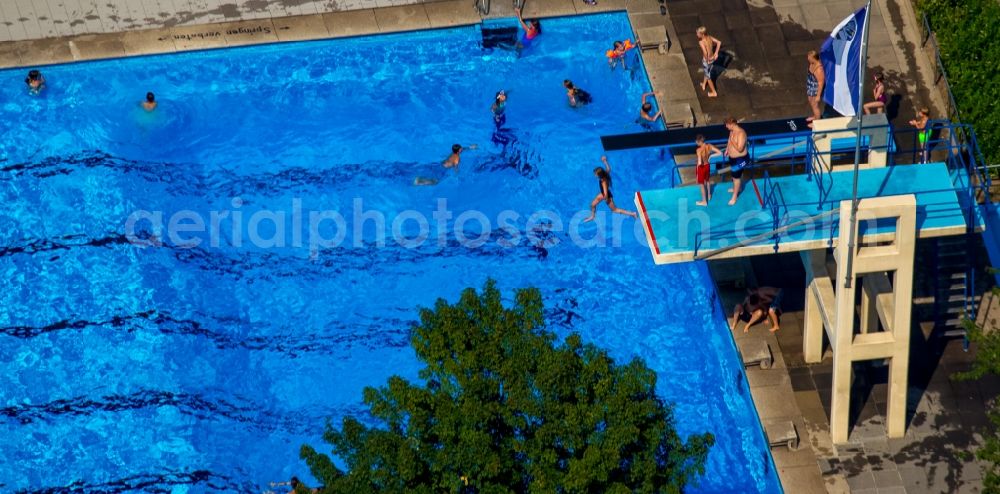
[634,162,983,264]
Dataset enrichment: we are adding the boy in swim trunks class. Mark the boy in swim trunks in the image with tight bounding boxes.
[696,27,720,98]
[695,134,722,206]
[724,117,749,206]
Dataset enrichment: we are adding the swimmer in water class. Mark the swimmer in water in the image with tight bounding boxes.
[415,143,477,185]
[584,155,637,222]
[492,90,507,129]
[563,80,593,107]
[638,91,663,128]
[515,8,541,51]
[142,92,157,112]
[25,69,45,94]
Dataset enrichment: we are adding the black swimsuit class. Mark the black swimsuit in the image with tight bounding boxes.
[600,176,613,200]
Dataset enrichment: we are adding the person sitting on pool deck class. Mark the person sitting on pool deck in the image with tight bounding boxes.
[563,80,592,107]
[584,155,637,222]
[695,134,722,206]
[638,91,663,129]
[514,8,541,51]
[25,69,45,94]
[732,286,783,333]
[723,117,749,206]
[142,92,157,112]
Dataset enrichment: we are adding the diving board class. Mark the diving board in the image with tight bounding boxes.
[601,117,810,152]
[634,162,982,265]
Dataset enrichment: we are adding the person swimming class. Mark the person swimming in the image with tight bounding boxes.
[606,40,635,70]
[25,69,45,94]
[142,92,157,112]
[584,155,637,221]
[415,143,477,185]
[563,80,593,107]
[638,91,662,129]
[492,90,507,129]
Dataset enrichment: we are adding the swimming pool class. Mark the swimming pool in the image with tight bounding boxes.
[0,12,780,493]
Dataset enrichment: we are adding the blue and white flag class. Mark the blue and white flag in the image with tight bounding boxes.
[820,5,867,116]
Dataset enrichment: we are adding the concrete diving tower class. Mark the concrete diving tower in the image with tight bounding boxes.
[630,115,987,444]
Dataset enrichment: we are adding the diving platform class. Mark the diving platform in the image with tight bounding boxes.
[634,162,980,264]
[625,115,994,445]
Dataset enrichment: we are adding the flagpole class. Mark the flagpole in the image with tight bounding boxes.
[843,0,873,289]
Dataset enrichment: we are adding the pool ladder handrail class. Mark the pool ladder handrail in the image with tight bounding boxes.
[475,0,490,15]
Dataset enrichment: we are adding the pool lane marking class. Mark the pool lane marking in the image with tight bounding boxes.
[635,191,661,256]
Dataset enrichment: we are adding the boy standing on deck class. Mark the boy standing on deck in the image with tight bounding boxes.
[697,27,721,98]
[695,134,722,206]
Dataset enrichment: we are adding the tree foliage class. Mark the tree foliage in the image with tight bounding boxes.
[954,281,1000,493]
[300,280,714,493]
[920,0,1000,165]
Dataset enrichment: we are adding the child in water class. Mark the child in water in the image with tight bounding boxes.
[492,90,507,129]
[142,92,157,112]
[563,80,593,107]
[584,156,637,221]
[25,70,45,94]
[514,8,541,51]
[414,144,477,185]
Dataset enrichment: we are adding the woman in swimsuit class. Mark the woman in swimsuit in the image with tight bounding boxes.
[491,90,507,129]
[805,51,825,124]
[863,72,887,115]
[584,156,637,222]
[909,107,931,164]
[514,8,540,51]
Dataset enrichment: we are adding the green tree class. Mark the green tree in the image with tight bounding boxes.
[300,280,714,493]
[954,281,1000,493]
[920,0,1000,166]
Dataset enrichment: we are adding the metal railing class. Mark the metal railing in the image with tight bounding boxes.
[920,13,963,125]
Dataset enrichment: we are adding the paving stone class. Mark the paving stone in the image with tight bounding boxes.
[520,0,578,18]
[68,33,126,60]
[121,28,176,56]
[0,38,22,68]
[271,14,330,42]
[323,9,379,37]
[219,19,279,46]
[873,469,904,488]
[424,0,480,28]
[168,23,228,50]
[847,470,877,491]
[373,5,430,33]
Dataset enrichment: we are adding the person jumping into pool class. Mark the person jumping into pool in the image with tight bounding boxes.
[909,107,931,164]
[584,155,637,222]
[25,69,45,94]
[514,8,541,52]
[724,117,749,206]
[142,92,157,112]
[695,134,722,206]
[492,90,507,129]
[638,91,663,129]
[563,80,592,107]
[606,40,635,70]
[732,286,783,333]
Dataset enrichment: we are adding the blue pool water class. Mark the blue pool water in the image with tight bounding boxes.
[0,13,780,493]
